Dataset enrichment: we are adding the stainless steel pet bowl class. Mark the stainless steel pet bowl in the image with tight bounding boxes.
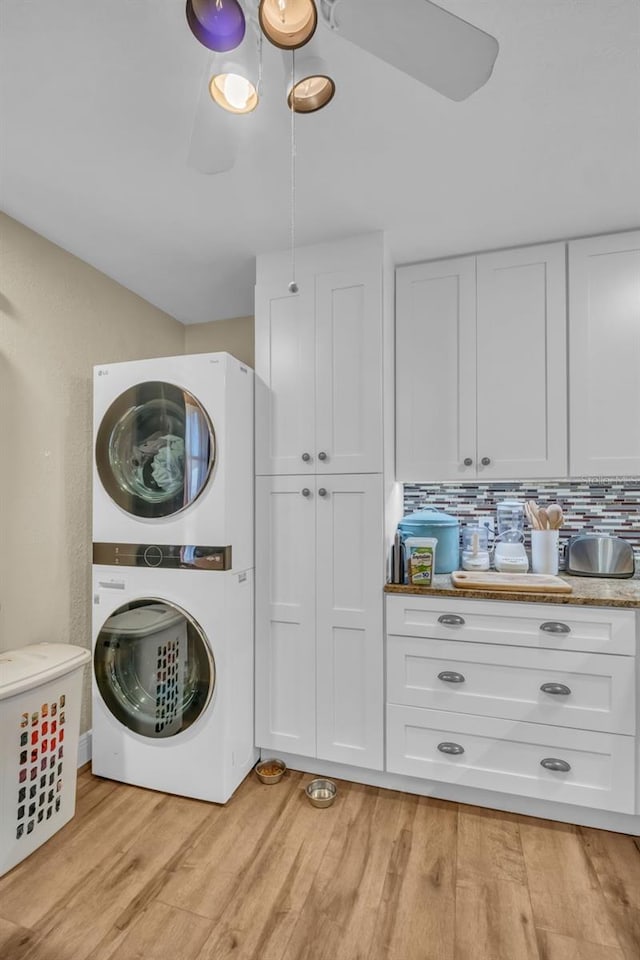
[305,778,337,808]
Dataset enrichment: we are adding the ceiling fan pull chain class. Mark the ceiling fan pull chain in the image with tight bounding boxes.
[257,28,264,94]
[288,48,298,294]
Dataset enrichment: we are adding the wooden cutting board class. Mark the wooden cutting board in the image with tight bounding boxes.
[451,571,573,594]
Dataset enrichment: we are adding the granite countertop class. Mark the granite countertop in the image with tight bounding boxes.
[385,573,640,608]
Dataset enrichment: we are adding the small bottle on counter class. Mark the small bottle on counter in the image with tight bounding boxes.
[390,532,405,584]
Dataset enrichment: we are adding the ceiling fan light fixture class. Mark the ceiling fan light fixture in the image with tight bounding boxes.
[286,52,335,113]
[186,0,246,53]
[288,73,334,113]
[208,36,261,114]
[259,0,318,50]
[209,71,259,113]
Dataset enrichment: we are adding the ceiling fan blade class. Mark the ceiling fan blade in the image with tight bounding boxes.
[324,0,499,101]
[187,71,238,175]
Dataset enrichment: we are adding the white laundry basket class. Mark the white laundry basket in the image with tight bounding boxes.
[0,643,90,877]
[98,604,189,737]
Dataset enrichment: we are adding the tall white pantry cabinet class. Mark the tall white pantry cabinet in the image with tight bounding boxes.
[254,234,397,771]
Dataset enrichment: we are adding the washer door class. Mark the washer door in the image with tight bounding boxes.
[94,599,215,739]
[96,381,215,519]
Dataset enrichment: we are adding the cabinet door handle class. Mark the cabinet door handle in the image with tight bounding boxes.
[438,614,465,627]
[438,671,466,684]
[463,457,473,467]
[301,452,311,462]
[481,456,491,466]
[437,742,465,756]
[301,488,311,498]
[540,621,571,635]
[318,451,328,461]
[540,757,571,773]
[540,682,572,696]
[318,488,327,497]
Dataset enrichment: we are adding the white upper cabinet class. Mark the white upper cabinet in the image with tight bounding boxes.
[395,257,477,481]
[315,271,383,474]
[569,231,640,477]
[254,282,316,476]
[476,243,567,478]
[255,252,383,476]
[396,242,567,481]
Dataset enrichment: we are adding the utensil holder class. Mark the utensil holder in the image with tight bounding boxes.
[531,529,560,575]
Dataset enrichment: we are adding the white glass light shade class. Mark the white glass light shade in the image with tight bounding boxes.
[210,71,258,113]
[259,0,317,50]
[208,38,260,114]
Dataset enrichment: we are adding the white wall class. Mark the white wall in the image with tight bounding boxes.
[0,214,185,732]
[184,315,254,368]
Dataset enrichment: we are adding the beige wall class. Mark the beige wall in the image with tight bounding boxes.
[0,214,185,732]
[185,315,254,368]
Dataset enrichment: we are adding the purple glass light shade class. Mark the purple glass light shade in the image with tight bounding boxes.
[186,0,246,53]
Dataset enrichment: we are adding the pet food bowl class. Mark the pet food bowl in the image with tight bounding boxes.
[255,758,286,784]
[305,778,337,808]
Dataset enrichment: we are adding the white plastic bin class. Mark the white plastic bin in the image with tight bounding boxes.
[0,643,91,877]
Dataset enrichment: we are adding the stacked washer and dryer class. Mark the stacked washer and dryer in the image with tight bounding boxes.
[91,352,256,803]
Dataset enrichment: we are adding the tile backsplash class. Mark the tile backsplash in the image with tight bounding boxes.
[403,479,640,560]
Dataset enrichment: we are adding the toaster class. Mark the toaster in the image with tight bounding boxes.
[566,534,635,578]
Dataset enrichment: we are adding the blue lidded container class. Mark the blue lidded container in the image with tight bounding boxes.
[397,508,460,574]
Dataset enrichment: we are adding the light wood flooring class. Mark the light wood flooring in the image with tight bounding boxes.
[1,766,639,960]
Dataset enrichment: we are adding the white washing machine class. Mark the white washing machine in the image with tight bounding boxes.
[91,564,257,803]
[93,352,253,573]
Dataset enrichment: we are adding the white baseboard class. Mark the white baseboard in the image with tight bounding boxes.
[77,730,92,768]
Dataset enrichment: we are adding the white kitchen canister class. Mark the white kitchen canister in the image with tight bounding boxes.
[531,529,560,575]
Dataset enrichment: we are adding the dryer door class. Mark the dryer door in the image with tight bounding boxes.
[94,599,215,739]
[96,381,215,519]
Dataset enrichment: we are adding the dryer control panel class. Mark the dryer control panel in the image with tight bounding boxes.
[92,543,232,571]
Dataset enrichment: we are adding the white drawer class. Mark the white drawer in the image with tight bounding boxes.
[386,705,636,814]
[387,635,636,734]
[386,595,637,656]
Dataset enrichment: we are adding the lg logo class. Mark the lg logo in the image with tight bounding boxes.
[97,369,109,377]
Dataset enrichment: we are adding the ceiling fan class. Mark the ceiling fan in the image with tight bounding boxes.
[186,0,499,174]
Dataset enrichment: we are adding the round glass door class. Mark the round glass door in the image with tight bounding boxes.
[96,381,215,519]
[94,600,215,739]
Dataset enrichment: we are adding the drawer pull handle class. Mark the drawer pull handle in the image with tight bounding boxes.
[438,614,466,627]
[301,488,311,498]
[540,621,571,634]
[301,452,311,462]
[438,671,466,684]
[540,682,572,696]
[540,757,571,773]
[437,742,465,756]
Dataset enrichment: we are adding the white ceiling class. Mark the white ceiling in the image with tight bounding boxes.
[1,0,639,324]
